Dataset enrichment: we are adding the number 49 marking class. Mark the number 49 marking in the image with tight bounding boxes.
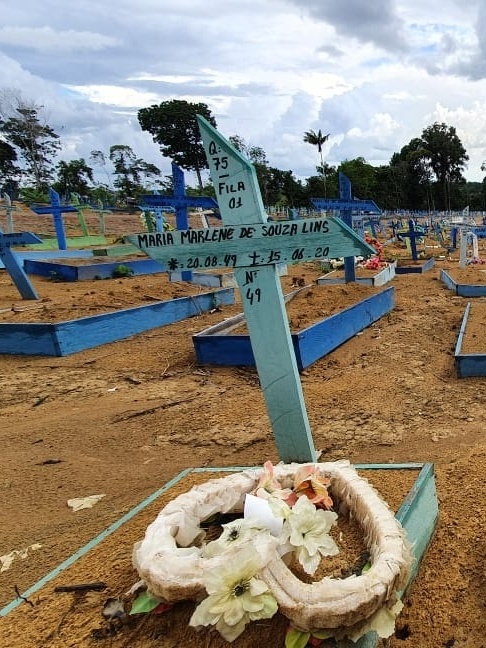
[245,287,261,305]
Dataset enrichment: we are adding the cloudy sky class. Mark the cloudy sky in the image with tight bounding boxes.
[2,0,486,188]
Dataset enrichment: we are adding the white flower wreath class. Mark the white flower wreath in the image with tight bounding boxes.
[132,460,412,641]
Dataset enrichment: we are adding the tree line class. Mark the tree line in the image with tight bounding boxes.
[0,90,484,211]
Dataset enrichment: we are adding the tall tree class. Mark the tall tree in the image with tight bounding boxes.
[54,159,94,197]
[90,149,113,189]
[0,140,19,194]
[138,99,216,189]
[420,122,468,211]
[303,128,330,195]
[0,99,61,190]
[109,144,160,198]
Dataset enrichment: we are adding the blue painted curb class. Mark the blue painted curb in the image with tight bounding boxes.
[193,287,395,369]
[395,257,435,274]
[440,269,486,297]
[454,302,486,377]
[317,260,396,287]
[24,258,165,281]
[0,288,235,356]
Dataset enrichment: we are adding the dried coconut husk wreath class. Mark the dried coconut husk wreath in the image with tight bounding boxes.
[132,460,412,640]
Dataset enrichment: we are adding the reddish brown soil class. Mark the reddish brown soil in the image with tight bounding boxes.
[1,205,486,647]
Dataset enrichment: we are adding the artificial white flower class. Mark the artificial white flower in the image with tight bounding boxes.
[280,494,339,575]
[189,545,278,642]
[202,517,270,558]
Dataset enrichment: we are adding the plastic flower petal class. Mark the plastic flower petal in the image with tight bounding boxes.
[189,545,278,642]
[202,517,266,558]
[281,495,339,575]
[292,465,333,509]
[252,461,295,502]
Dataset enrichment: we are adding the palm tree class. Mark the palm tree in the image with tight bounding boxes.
[303,129,330,196]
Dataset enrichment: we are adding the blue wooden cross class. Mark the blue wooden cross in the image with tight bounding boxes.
[138,191,172,234]
[139,163,218,280]
[139,162,218,230]
[127,118,375,463]
[0,226,42,299]
[30,188,78,250]
[311,173,381,282]
[398,220,426,261]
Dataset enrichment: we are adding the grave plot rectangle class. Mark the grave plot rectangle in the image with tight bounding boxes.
[193,286,394,369]
[0,288,235,356]
[440,269,486,297]
[454,302,486,377]
[0,462,438,648]
[394,257,435,274]
[24,258,242,287]
[24,258,166,281]
[317,260,396,287]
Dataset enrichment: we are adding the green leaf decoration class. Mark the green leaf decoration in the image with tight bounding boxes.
[285,627,311,648]
[311,629,334,639]
[129,590,162,615]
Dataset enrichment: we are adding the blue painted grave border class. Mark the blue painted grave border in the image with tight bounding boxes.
[454,302,486,377]
[24,258,166,281]
[0,288,234,356]
[317,261,396,287]
[395,257,435,274]
[193,286,394,369]
[440,269,486,297]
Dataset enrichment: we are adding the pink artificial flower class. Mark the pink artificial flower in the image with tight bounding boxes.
[292,465,333,510]
[253,461,295,503]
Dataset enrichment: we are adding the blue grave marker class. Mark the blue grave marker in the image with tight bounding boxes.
[138,191,173,234]
[30,188,78,250]
[0,226,42,299]
[127,118,375,463]
[311,173,381,282]
[139,163,218,280]
[398,220,425,261]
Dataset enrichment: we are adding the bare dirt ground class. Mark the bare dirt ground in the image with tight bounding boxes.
[0,205,486,648]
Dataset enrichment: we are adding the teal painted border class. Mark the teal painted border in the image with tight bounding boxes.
[1,462,435,624]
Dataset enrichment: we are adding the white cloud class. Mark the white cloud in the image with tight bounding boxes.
[0,26,119,52]
[1,0,486,186]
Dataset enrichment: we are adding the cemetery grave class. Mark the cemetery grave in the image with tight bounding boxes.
[1,133,486,645]
[0,233,485,646]
[454,301,486,377]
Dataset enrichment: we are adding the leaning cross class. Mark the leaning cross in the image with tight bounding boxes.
[0,226,42,299]
[70,193,91,236]
[30,188,78,250]
[127,118,375,462]
[312,173,381,282]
